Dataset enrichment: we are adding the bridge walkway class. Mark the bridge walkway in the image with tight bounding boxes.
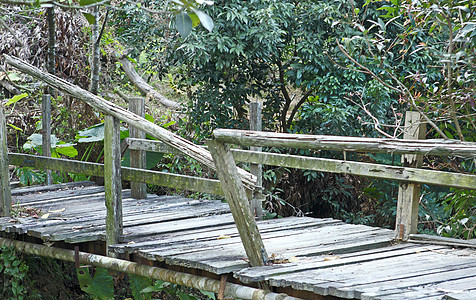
[1,181,475,300]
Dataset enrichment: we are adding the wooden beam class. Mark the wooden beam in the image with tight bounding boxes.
[0,106,11,217]
[230,150,476,190]
[129,97,147,199]
[208,140,268,267]
[8,153,223,195]
[3,55,256,190]
[213,129,476,158]
[41,94,53,185]
[104,116,122,256]
[249,102,263,219]
[395,111,426,241]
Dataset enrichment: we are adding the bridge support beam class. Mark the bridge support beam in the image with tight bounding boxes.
[0,106,11,217]
[395,111,426,241]
[208,140,268,267]
[104,115,122,256]
[129,97,147,199]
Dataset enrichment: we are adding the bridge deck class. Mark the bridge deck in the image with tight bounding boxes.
[1,182,475,299]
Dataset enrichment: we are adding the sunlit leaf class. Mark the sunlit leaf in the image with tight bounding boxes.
[192,8,214,32]
[4,93,28,106]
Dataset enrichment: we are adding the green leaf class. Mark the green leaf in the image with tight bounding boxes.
[56,145,78,158]
[129,274,153,300]
[192,8,214,32]
[175,12,193,38]
[200,290,216,299]
[83,12,96,25]
[189,12,201,27]
[77,267,114,300]
[4,93,28,106]
[79,0,102,6]
[76,123,128,143]
[121,150,163,169]
[8,124,23,132]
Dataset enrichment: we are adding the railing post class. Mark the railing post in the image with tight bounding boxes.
[104,115,122,256]
[395,111,426,241]
[0,105,11,217]
[129,98,147,199]
[249,102,263,219]
[42,94,53,185]
[208,139,268,267]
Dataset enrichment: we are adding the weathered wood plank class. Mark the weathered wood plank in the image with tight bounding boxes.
[11,181,96,196]
[41,94,53,185]
[129,97,147,199]
[111,217,337,253]
[395,111,425,240]
[235,244,440,283]
[4,55,256,190]
[8,154,223,195]
[409,233,476,248]
[230,150,476,190]
[0,106,11,217]
[249,102,263,219]
[104,116,123,254]
[213,129,476,158]
[208,140,268,267]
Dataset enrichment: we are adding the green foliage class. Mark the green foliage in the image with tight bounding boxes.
[141,280,215,300]
[15,167,46,186]
[438,189,476,240]
[0,246,28,300]
[77,267,114,300]
[129,274,153,300]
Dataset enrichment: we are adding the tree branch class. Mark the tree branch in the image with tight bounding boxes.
[114,52,180,109]
[336,40,448,139]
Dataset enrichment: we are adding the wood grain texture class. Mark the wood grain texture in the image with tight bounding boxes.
[104,116,123,254]
[213,129,476,158]
[208,140,268,267]
[0,106,11,217]
[129,97,147,199]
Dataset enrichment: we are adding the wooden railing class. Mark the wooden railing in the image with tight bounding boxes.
[2,54,476,270]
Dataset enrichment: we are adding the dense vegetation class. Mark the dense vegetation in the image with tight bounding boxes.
[0,0,475,298]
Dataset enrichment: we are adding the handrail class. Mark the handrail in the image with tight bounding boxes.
[213,129,476,158]
[3,55,256,190]
[8,153,223,195]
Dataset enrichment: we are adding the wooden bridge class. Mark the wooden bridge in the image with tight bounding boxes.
[1,55,476,299]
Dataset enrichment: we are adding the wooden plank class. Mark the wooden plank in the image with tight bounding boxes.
[111,217,337,253]
[104,115,123,254]
[409,233,476,248]
[41,94,53,185]
[26,197,228,240]
[208,140,267,267]
[213,129,476,158]
[0,106,11,217]
[249,102,263,219]
[356,266,476,300]
[11,181,96,195]
[395,111,425,240]
[129,97,147,199]
[265,246,461,294]
[141,225,392,275]
[132,219,348,260]
[8,154,224,195]
[320,251,476,298]
[121,167,223,196]
[4,55,256,190]
[230,150,476,190]
[235,244,440,283]
[13,186,106,204]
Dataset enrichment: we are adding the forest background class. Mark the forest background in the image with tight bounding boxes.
[0,0,475,298]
